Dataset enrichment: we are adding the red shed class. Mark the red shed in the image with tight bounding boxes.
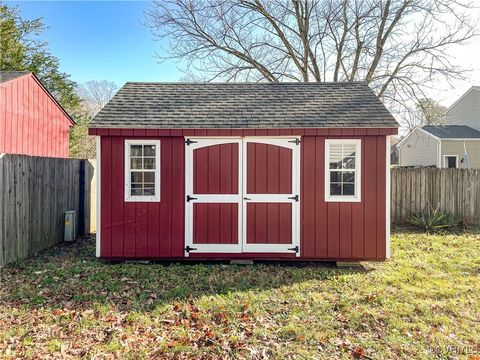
[0,71,74,158]
[89,82,398,262]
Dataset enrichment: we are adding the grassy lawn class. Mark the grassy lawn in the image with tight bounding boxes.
[1,229,479,359]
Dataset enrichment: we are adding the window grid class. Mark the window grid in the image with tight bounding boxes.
[325,140,361,202]
[125,140,160,202]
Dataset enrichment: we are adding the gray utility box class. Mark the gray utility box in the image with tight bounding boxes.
[64,211,76,242]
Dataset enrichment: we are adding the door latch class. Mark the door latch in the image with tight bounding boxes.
[288,138,301,145]
[288,195,299,202]
[185,246,197,252]
[186,195,198,202]
[288,246,299,253]
[243,197,251,200]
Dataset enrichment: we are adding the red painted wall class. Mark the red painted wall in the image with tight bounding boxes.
[0,74,72,158]
[97,128,393,261]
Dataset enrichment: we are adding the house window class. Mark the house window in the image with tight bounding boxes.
[325,139,361,202]
[443,155,458,168]
[125,140,160,202]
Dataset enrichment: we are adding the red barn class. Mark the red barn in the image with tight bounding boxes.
[0,71,74,158]
[89,82,398,262]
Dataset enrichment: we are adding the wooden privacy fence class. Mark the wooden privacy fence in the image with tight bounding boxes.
[391,168,480,225]
[0,154,96,267]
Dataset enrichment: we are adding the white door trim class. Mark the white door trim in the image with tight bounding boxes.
[184,138,243,256]
[242,137,301,256]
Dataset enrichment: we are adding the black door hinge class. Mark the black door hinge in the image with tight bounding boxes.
[186,195,198,202]
[288,195,299,201]
[288,138,301,145]
[185,246,197,252]
[288,246,299,253]
[185,139,198,145]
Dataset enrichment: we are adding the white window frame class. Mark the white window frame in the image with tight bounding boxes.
[124,139,161,202]
[443,155,458,169]
[325,139,361,202]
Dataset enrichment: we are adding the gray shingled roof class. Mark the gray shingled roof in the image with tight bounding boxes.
[422,125,480,139]
[0,71,30,84]
[90,82,398,129]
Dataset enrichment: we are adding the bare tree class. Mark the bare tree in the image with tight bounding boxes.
[77,80,118,116]
[70,80,118,159]
[145,0,477,127]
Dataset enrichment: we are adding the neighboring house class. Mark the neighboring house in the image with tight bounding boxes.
[89,82,398,262]
[445,86,480,131]
[0,71,74,158]
[398,86,480,168]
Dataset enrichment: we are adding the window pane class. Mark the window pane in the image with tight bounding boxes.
[131,157,142,170]
[342,172,355,183]
[144,172,155,183]
[144,158,155,169]
[144,145,156,156]
[343,156,356,169]
[343,184,355,196]
[330,171,341,183]
[131,183,143,196]
[143,185,155,196]
[330,183,342,196]
[130,145,142,156]
[131,171,143,183]
[329,144,343,169]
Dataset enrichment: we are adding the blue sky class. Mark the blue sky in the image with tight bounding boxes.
[7,1,183,87]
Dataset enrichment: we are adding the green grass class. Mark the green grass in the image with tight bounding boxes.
[1,228,479,359]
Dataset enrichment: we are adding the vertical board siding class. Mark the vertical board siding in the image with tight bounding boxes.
[246,143,292,194]
[0,75,72,158]
[0,154,94,267]
[391,168,480,225]
[194,143,238,194]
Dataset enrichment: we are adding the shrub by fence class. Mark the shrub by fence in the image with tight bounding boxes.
[0,154,95,267]
[391,168,480,225]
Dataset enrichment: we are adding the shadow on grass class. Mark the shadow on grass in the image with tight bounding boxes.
[1,236,370,313]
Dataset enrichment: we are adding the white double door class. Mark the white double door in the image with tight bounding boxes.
[184,137,300,257]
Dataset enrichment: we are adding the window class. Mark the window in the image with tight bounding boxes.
[443,155,458,169]
[125,140,160,202]
[325,139,361,202]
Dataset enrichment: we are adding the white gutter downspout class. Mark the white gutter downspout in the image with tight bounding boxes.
[463,140,470,169]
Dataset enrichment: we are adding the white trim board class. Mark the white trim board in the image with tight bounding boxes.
[95,136,101,257]
[386,135,391,259]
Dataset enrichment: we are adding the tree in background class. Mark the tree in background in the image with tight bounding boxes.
[145,0,477,128]
[70,80,118,159]
[0,3,80,112]
[416,98,447,126]
[401,98,447,131]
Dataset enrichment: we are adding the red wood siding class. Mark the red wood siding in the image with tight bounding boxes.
[193,203,238,244]
[246,203,292,244]
[0,74,72,157]
[246,143,292,194]
[193,143,238,194]
[98,133,389,261]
